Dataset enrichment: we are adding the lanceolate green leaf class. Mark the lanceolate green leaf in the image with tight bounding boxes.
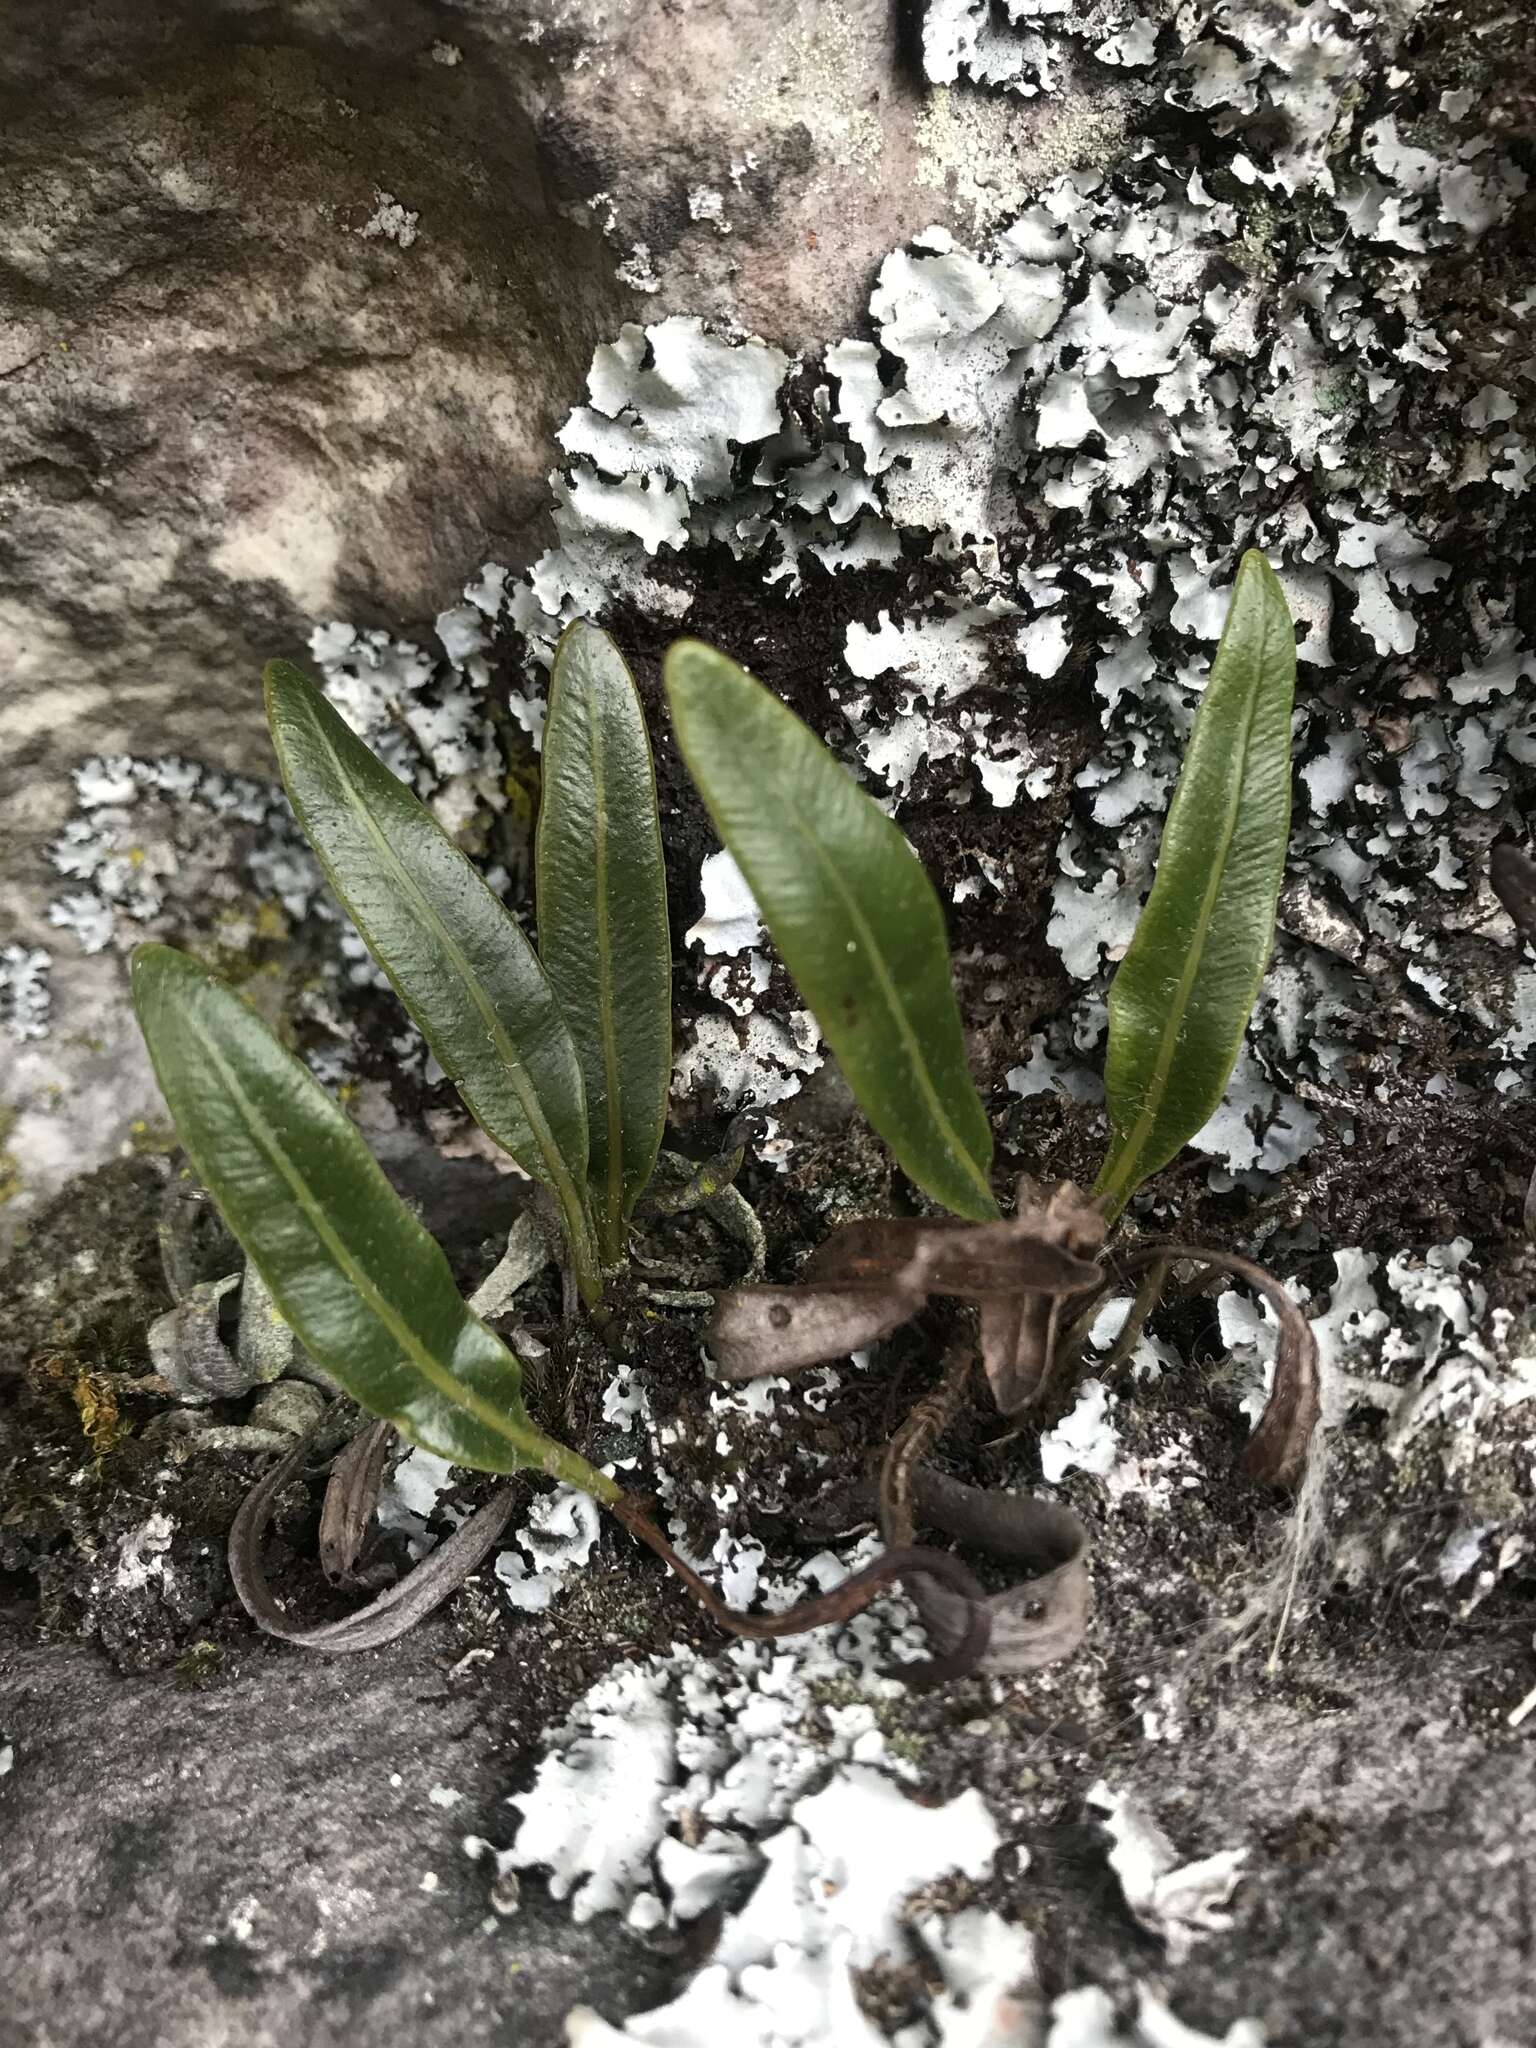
[263,660,601,1303]
[131,944,618,1498]
[665,640,998,1222]
[1096,550,1297,1219]
[537,621,671,1262]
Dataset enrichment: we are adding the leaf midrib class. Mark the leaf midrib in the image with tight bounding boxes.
[584,702,627,1244]
[1101,602,1280,1205]
[194,1013,545,1463]
[775,804,995,1214]
[292,706,592,1240]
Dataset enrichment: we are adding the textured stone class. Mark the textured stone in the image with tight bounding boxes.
[0,1625,676,2048]
[0,0,629,854]
[0,3,631,1239]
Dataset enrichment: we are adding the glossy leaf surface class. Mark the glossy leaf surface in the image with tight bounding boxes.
[131,943,616,1493]
[264,659,600,1296]
[1097,550,1296,1217]
[666,640,997,1220]
[537,621,671,1260]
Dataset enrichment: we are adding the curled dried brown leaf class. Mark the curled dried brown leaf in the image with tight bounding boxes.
[802,1212,1101,1297]
[710,1281,922,1380]
[317,1418,396,1587]
[229,1420,520,1652]
[978,1292,1060,1418]
[903,1470,1091,1677]
[146,1275,247,1402]
[709,1178,1103,1401]
[977,1180,1107,1419]
[1118,1243,1321,1487]
[801,1217,964,1286]
[611,1494,993,1685]
[874,1337,1090,1678]
[917,1220,1103,1297]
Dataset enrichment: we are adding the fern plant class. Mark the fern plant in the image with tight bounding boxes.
[135,554,1313,1675]
[666,549,1296,1228]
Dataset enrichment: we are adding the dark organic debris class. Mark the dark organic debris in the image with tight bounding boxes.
[228,1416,521,1653]
[1117,1244,1321,1489]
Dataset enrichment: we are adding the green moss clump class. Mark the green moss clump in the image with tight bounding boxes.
[173,1641,225,1689]
[808,1674,933,1761]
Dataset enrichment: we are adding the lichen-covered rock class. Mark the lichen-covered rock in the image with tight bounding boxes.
[4,3,1536,2044]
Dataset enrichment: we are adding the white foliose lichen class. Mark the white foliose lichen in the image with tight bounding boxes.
[1088,1782,1247,1964]
[495,1484,604,1613]
[0,947,51,1043]
[357,190,420,248]
[499,1526,1264,2048]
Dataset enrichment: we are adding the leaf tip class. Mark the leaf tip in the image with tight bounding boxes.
[262,658,323,745]
[129,938,181,994]
[663,636,733,705]
[262,655,312,695]
[129,942,202,1060]
[1234,547,1292,615]
[550,618,598,690]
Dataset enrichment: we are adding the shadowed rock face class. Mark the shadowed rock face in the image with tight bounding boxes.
[0,4,636,1235]
[4,1609,1536,2048]
[0,0,632,845]
[0,0,1128,873]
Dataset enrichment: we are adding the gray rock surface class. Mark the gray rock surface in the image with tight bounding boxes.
[0,1623,674,2048]
[1,0,628,803]
[1130,1640,1536,2047]
[0,1,621,1232]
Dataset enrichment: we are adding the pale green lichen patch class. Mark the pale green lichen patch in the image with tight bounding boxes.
[0,1102,20,1210]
